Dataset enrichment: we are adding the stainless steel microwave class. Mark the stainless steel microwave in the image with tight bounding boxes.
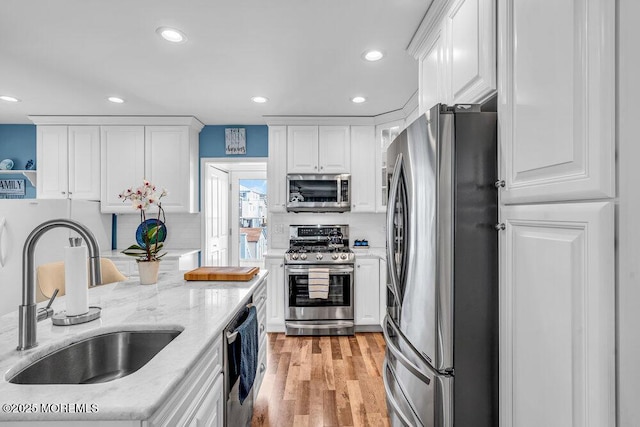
[286,174,351,212]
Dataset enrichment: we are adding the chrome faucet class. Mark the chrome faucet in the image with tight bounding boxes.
[17,219,102,351]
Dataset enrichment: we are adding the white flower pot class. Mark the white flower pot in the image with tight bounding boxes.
[137,260,160,285]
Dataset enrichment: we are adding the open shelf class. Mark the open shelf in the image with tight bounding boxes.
[0,170,37,186]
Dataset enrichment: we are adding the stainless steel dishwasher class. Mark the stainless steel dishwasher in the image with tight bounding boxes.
[224,297,255,427]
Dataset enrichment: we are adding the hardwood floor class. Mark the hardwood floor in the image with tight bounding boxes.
[251,333,390,427]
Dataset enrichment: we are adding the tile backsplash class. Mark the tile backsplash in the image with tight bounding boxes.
[116,213,201,250]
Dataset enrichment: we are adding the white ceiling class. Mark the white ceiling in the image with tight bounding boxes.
[0,0,431,125]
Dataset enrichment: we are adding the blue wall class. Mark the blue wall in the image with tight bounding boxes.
[0,124,37,198]
[199,125,268,158]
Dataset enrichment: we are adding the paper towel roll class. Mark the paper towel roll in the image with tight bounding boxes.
[64,244,88,316]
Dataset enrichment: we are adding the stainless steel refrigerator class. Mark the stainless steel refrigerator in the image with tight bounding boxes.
[383,103,498,426]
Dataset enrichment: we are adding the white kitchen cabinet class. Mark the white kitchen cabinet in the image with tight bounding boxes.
[409,0,496,113]
[499,202,614,427]
[287,125,350,174]
[267,126,287,212]
[101,125,200,213]
[445,0,496,103]
[354,258,380,326]
[36,125,100,200]
[374,120,403,213]
[265,256,285,332]
[146,335,223,427]
[349,126,376,212]
[145,126,198,213]
[253,278,268,401]
[100,126,145,212]
[419,24,446,115]
[498,0,615,204]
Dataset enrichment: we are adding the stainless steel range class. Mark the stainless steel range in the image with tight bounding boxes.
[284,225,355,336]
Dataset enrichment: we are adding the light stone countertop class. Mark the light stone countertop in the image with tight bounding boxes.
[351,247,387,260]
[101,248,200,260]
[0,270,268,422]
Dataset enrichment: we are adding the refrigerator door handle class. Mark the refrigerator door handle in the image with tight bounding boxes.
[383,315,433,386]
[0,217,5,267]
[386,153,404,305]
[383,360,423,427]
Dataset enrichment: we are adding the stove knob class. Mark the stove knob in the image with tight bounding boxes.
[300,253,307,260]
[340,253,348,260]
[316,253,323,260]
[291,253,299,260]
[331,253,339,260]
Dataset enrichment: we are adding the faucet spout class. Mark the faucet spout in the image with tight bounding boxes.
[17,219,102,351]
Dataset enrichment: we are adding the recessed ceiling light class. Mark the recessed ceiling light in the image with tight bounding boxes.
[251,96,268,103]
[108,96,125,104]
[363,50,384,61]
[352,96,366,104]
[156,27,187,43]
[0,95,20,102]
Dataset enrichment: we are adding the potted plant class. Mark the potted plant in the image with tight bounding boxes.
[119,180,168,285]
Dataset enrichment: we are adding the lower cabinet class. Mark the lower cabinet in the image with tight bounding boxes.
[499,202,614,426]
[146,335,224,427]
[265,256,285,332]
[253,278,268,400]
[354,258,381,326]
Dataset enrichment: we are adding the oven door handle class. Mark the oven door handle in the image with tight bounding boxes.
[285,266,354,274]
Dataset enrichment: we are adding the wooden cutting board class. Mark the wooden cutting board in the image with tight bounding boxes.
[184,266,260,281]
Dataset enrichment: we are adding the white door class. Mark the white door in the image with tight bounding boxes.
[204,165,229,267]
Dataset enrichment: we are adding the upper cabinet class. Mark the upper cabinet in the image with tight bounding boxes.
[100,126,145,212]
[287,125,350,174]
[374,120,403,213]
[349,126,376,213]
[36,125,100,200]
[267,126,287,212]
[498,0,615,204]
[409,0,497,114]
[446,0,496,104]
[101,124,200,213]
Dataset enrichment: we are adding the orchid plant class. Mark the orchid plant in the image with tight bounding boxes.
[119,180,168,262]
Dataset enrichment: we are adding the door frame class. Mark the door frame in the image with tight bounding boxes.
[200,158,267,266]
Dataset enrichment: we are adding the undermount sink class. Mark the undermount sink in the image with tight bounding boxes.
[8,330,181,385]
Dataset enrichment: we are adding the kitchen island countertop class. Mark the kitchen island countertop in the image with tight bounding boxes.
[0,270,268,422]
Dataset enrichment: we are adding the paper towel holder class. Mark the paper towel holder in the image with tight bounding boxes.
[51,236,102,326]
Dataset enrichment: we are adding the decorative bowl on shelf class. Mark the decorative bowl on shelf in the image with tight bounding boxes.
[0,159,14,170]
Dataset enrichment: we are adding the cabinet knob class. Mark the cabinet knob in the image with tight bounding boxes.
[320,166,324,170]
[260,324,265,332]
[260,363,266,373]
[495,223,506,231]
[357,264,361,268]
[494,180,506,188]
[280,263,284,267]
[61,191,66,195]
[314,166,318,170]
